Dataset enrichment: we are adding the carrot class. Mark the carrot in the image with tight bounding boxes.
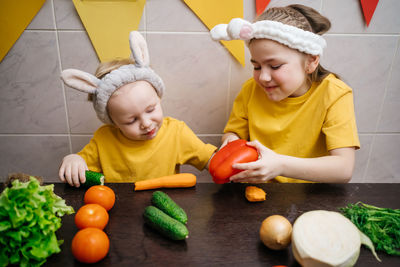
[134,173,196,191]
[245,186,266,202]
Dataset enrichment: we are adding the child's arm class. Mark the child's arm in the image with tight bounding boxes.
[59,154,88,187]
[230,140,355,183]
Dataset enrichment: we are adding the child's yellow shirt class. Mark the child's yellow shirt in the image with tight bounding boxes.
[224,74,360,183]
[78,117,217,182]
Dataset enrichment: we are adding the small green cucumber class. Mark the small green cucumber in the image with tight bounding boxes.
[151,191,188,224]
[84,170,104,187]
[143,206,189,240]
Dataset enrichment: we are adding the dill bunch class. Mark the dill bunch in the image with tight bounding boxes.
[340,202,400,256]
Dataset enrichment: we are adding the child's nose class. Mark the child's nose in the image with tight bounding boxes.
[141,118,151,129]
[259,68,271,82]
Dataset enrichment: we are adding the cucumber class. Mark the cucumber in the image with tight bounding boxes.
[143,206,189,240]
[151,191,188,224]
[83,170,104,187]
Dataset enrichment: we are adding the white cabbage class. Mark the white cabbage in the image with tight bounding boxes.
[292,210,380,267]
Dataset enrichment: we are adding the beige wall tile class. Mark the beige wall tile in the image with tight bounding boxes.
[58,31,103,133]
[229,49,254,118]
[322,35,398,133]
[147,33,229,134]
[352,134,373,182]
[378,42,400,132]
[323,0,400,34]
[147,0,206,31]
[27,0,55,30]
[71,135,92,153]
[54,0,85,30]
[0,136,70,183]
[0,31,67,134]
[364,135,400,183]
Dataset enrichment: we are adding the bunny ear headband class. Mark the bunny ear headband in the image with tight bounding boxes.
[210,18,326,56]
[60,31,165,125]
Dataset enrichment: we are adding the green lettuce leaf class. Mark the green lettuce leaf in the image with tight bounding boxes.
[0,177,74,267]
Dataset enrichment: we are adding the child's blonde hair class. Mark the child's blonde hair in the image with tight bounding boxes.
[255,4,335,82]
[95,58,135,79]
[87,58,135,101]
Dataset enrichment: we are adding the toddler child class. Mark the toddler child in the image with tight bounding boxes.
[59,31,216,187]
[210,4,360,183]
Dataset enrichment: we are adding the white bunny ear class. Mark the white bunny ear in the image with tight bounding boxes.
[129,31,149,67]
[210,24,230,41]
[211,18,254,41]
[227,18,253,40]
[61,69,100,94]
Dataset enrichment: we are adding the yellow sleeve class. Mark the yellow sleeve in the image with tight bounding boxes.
[323,92,360,150]
[177,122,217,170]
[77,137,102,172]
[223,80,251,140]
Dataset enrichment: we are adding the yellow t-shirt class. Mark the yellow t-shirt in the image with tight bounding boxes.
[78,117,217,182]
[224,74,360,183]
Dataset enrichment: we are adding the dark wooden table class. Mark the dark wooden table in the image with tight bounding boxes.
[39,182,400,266]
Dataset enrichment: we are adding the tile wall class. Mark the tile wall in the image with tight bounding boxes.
[0,0,399,183]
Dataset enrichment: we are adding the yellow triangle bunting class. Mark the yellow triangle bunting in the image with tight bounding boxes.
[0,0,46,62]
[72,0,146,62]
[183,0,245,66]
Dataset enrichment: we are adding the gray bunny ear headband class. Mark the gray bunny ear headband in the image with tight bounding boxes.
[61,31,165,125]
[210,18,326,56]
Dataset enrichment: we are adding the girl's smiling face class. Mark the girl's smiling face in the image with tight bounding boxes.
[107,80,163,141]
[249,38,318,102]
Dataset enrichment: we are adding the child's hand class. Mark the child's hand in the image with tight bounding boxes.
[229,140,283,183]
[59,154,88,187]
[220,133,240,148]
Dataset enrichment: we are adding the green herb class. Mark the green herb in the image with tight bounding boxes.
[0,177,74,267]
[340,201,400,256]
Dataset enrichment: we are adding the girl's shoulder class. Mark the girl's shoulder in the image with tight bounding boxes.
[319,74,353,94]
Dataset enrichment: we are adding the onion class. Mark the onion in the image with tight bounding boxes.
[259,215,292,250]
[292,210,381,267]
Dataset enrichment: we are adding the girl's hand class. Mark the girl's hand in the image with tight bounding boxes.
[59,154,88,187]
[220,133,240,149]
[229,140,283,183]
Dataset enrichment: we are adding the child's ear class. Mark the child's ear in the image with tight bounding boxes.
[61,69,100,94]
[306,55,320,74]
[129,31,150,67]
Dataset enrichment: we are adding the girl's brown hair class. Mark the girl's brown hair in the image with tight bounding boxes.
[254,4,336,82]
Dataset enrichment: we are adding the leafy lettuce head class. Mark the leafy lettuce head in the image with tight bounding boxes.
[0,177,74,267]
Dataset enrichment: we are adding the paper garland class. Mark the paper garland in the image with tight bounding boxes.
[256,0,271,16]
[0,0,381,65]
[72,0,146,62]
[360,0,379,26]
[183,0,245,66]
[0,0,46,62]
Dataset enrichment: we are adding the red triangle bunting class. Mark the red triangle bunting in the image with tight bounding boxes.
[256,0,270,16]
[360,0,379,26]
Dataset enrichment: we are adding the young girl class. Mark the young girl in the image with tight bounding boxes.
[59,31,216,187]
[210,4,360,183]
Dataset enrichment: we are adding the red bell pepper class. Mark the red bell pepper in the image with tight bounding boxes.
[209,139,259,184]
